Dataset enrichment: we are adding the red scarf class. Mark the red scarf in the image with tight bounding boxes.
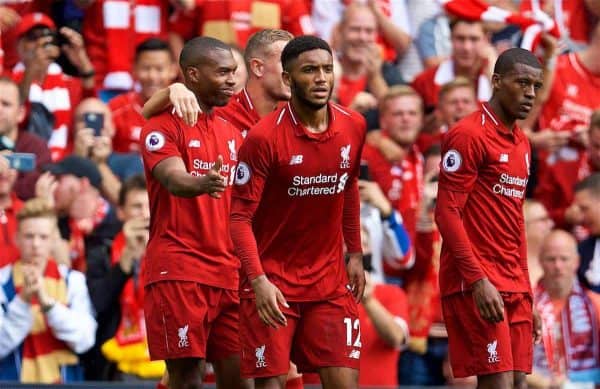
[110,232,146,345]
[535,279,600,377]
[13,260,78,383]
[69,197,110,272]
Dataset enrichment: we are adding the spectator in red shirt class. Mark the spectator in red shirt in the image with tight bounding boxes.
[109,39,177,154]
[139,37,247,389]
[435,48,544,388]
[0,155,22,267]
[361,85,423,244]
[411,19,492,115]
[417,76,478,153]
[230,35,366,388]
[334,3,403,111]
[12,13,95,161]
[535,111,600,229]
[0,76,51,200]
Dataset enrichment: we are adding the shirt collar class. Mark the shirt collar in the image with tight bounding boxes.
[286,102,339,141]
[481,102,524,141]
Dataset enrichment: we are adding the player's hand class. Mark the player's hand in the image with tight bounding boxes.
[471,278,504,323]
[361,271,375,303]
[169,83,201,126]
[532,308,542,344]
[251,275,289,328]
[198,156,226,198]
[346,253,366,303]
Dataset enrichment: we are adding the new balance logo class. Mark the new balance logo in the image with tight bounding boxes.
[487,340,499,363]
[178,325,189,348]
[290,155,303,165]
[255,345,267,368]
[188,139,201,148]
[348,349,360,359]
[499,153,508,163]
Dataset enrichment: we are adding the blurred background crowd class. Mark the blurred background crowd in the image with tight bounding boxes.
[0,0,599,387]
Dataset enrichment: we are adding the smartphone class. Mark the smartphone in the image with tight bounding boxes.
[83,112,104,136]
[359,162,370,181]
[5,153,36,172]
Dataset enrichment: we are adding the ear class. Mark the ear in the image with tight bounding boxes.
[491,73,502,92]
[17,105,26,124]
[186,66,200,84]
[116,206,125,222]
[249,58,264,78]
[282,71,291,88]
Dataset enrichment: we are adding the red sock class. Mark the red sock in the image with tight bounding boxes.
[156,382,168,389]
[286,376,304,389]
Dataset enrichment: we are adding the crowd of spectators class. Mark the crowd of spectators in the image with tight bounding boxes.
[0,0,599,387]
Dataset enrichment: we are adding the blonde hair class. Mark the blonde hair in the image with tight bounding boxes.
[244,29,293,67]
[438,76,475,102]
[17,198,57,223]
[379,85,423,114]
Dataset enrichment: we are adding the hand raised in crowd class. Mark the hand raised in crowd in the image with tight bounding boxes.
[251,275,289,328]
[120,216,150,274]
[58,27,94,74]
[169,83,202,126]
[34,172,58,209]
[73,128,95,158]
[472,278,505,323]
[358,179,392,218]
[349,91,378,113]
[19,263,41,303]
[363,43,383,78]
[22,35,59,79]
[529,129,570,152]
[199,156,226,199]
[0,154,10,176]
[346,252,366,303]
[0,7,20,31]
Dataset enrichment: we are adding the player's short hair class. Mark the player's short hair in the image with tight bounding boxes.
[589,110,600,130]
[179,36,231,70]
[281,35,332,72]
[118,174,147,207]
[245,29,293,68]
[135,38,173,62]
[438,76,475,102]
[493,47,542,75]
[379,85,423,114]
[574,173,600,197]
[17,198,56,223]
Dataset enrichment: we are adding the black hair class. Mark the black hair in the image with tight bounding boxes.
[135,38,173,62]
[179,36,231,69]
[118,174,147,206]
[493,47,542,75]
[574,173,600,197]
[280,35,332,72]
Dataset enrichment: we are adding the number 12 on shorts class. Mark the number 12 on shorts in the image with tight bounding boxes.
[344,317,362,347]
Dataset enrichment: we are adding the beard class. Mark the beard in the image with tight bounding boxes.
[290,79,332,111]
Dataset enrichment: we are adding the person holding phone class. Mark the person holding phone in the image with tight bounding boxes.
[73,98,143,205]
[11,13,95,162]
[0,76,51,200]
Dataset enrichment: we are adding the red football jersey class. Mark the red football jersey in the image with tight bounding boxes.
[139,111,243,288]
[109,91,145,153]
[539,53,600,134]
[216,88,261,137]
[232,102,366,301]
[358,283,408,387]
[436,103,531,296]
[361,140,423,241]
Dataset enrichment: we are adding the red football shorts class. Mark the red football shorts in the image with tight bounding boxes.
[240,291,361,378]
[144,280,240,362]
[442,291,533,378]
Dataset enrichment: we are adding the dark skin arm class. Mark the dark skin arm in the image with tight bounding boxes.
[153,156,225,198]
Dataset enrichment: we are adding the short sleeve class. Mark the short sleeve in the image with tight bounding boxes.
[438,124,484,193]
[139,115,182,172]
[231,131,272,203]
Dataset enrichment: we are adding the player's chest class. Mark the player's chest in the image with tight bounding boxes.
[478,134,530,197]
[179,129,239,181]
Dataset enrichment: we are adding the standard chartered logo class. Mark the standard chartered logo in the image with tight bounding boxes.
[288,172,349,197]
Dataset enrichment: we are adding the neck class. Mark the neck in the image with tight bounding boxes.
[578,45,600,74]
[339,56,366,79]
[453,58,481,79]
[290,97,329,133]
[541,277,573,299]
[246,80,279,117]
[487,97,515,130]
[2,126,18,143]
[196,96,213,115]
[0,192,12,209]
